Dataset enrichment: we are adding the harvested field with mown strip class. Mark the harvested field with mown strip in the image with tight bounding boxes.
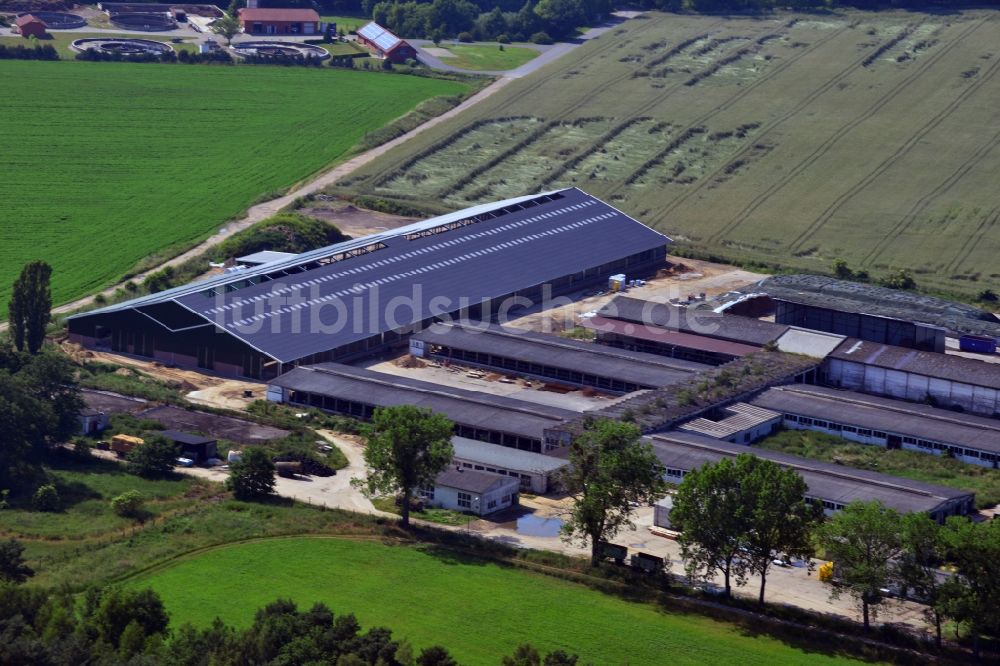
[333,10,1000,297]
[0,61,468,310]
[131,537,870,665]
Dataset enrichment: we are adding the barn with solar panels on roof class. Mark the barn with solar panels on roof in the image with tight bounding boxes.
[356,21,416,62]
[67,189,671,380]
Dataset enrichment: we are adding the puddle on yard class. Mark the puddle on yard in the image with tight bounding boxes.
[516,514,564,537]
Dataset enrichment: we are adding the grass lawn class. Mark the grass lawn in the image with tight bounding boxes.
[371,497,473,526]
[759,430,1000,508]
[0,60,467,311]
[318,40,367,57]
[321,15,368,33]
[131,537,868,665]
[0,32,200,59]
[436,43,538,71]
[0,454,204,540]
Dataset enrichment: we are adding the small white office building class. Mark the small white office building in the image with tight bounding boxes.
[423,467,521,516]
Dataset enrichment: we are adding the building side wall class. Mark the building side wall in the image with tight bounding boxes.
[776,302,944,352]
[781,415,999,468]
[824,358,1000,418]
[426,481,518,515]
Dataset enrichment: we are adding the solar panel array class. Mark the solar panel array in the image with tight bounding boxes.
[358,21,403,52]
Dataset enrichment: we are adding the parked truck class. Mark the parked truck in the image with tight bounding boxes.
[110,434,144,458]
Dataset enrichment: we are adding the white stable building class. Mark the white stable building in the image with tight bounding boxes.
[423,467,520,516]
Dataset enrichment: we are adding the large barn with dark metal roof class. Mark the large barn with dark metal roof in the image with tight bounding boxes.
[68,189,670,379]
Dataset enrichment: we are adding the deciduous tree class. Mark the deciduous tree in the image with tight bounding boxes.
[356,405,454,527]
[227,447,276,500]
[212,13,242,46]
[895,513,952,647]
[741,456,821,604]
[7,261,52,354]
[941,516,1000,657]
[817,500,902,629]
[126,434,177,478]
[671,455,750,597]
[560,419,666,566]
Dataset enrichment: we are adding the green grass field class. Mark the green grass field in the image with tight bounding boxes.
[0,455,203,540]
[759,430,1000,508]
[435,43,539,71]
[332,10,1000,298]
[0,60,467,310]
[131,537,868,665]
[321,14,368,33]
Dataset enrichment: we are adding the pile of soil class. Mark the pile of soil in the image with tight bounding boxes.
[395,354,426,369]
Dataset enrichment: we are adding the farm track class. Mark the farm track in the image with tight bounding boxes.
[945,206,1000,274]
[708,17,983,248]
[609,22,854,205]
[857,55,1000,265]
[791,21,1000,256]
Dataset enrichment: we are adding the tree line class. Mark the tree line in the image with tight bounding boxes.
[369,0,612,44]
[0,579,580,665]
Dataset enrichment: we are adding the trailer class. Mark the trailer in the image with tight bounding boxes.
[275,461,302,478]
[630,551,665,574]
[110,434,144,458]
[599,541,628,565]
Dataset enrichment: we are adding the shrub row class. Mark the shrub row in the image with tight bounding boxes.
[0,43,59,60]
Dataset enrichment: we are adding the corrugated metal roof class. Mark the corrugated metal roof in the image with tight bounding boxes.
[582,315,760,357]
[70,188,670,364]
[413,321,709,388]
[269,363,577,440]
[435,467,517,494]
[598,296,788,346]
[236,251,297,266]
[649,431,973,514]
[451,436,568,473]
[239,8,320,21]
[748,274,1000,338]
[774,327,845,358]
[830,338,1000,390]
[358,21,404,53]
[750,384,1000,453]
[678,403,780,439]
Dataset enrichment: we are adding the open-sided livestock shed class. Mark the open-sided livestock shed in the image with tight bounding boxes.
[267,362,578,452]
[648,431,974,522]
[67,189,670,379]
[410,321,710,393]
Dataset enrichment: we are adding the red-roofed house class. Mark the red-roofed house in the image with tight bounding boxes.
[15,14,48,38]
[356,21,416,63]
[237,7,320,35]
